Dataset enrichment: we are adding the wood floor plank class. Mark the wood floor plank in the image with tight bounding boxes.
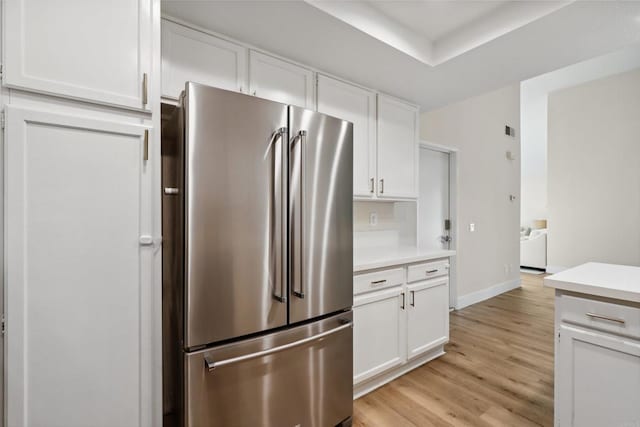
[352,273,554,427]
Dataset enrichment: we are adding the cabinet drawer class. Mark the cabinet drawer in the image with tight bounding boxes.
[354,268,404,295]
[559,294,640,339]
[407,260,449,283]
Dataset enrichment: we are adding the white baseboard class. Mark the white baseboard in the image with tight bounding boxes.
[455,278,522,310]
[545,265,567,274]
[353,345,446,400]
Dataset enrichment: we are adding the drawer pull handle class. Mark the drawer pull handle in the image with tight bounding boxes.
[371,279,387,286]
[425,269,438,274]
[586,312,625,325]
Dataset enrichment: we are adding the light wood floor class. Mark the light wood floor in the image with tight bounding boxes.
[353,273,555,427]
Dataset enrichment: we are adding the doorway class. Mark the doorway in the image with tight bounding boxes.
[418,143,457,309]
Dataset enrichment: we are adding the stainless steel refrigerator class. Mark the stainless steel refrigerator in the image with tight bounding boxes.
[162,82,354,427]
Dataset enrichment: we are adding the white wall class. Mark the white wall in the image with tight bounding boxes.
[547,68,640,271]
[520,44,640,227]
[421,85,521,304]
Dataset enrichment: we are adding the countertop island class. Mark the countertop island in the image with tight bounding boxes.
[544,262,640,427]
[544,262,640,303]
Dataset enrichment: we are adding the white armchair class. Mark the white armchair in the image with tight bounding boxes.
[520,229,547,270]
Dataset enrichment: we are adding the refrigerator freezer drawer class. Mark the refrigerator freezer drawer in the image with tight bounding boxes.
[184,311,353,427]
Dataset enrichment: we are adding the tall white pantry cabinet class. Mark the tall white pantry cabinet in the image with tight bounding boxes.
[2,1,163,426]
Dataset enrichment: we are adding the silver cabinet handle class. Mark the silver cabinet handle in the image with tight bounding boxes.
[400,292,405,310]
[370,177,374,193]
[290,130,307,299]
[371,279,387,286]
[380,178,384,194]
[586,312,625,324]
[270,127,287,303]
[426,269,438,274]
[204,320,352,371]
[410,290,415,307]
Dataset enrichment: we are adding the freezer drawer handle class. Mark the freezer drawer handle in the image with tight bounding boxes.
[204,319,352,372]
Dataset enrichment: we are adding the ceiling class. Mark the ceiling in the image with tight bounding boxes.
[369,1,509,41]
[162,0,640,110]
[307,0,572,65]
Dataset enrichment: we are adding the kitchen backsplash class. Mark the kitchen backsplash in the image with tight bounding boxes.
[353,201,416,251]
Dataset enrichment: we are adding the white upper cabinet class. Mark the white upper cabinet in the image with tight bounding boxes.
[407,278,449,359]
[249,51,314,109]
[161,20,247,99]
[317,75,376,197]
[3,0,152,111]
[377,94,419,199]
[5,107,154,427]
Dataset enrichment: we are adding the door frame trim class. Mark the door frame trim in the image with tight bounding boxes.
[418,140,459,309]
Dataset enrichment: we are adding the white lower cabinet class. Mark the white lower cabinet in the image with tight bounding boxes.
[557,324,640,427]
[5,106,154,427]
[353,261,450,393]
[353,287,405,384]
[407,278,449,359]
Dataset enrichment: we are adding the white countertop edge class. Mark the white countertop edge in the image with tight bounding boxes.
[543,262,640,303]
[354,250,456,273]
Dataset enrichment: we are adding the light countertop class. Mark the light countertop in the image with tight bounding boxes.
[354,247,456,273]
[544,262,640,303]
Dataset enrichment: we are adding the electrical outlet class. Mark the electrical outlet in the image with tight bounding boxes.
[369,212,378,226]
[469,223,475,232]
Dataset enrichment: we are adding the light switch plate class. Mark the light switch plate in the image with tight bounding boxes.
[469,223,475,232]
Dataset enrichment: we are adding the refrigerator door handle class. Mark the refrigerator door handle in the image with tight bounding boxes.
[203,319,353,371]
[271,127,287,303]
[290,129,307,299]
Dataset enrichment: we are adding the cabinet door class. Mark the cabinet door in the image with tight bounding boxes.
[377,94,418,198]
[161,20,248,99]
[558,324,640,427]
[353,287,405,384]
[249,51,314,109]
[5,107,154,427]
[407,278,449,359]
[317,75,376,197]
[4,0,152,111]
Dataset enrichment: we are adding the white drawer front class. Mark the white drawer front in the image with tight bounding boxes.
[354,268,404,295]
[559,294,640,339]
[407,260,449,283]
